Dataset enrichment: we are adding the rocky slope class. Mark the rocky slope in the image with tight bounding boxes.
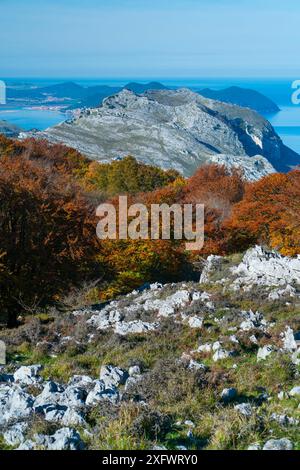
[1,246,300,450]
[35,89,299,178]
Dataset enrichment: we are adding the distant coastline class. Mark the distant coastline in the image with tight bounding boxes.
[1,77,300,154]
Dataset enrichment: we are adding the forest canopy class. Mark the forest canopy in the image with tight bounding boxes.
[0,135,299,326]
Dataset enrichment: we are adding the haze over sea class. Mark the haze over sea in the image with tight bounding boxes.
[1,77,299,155]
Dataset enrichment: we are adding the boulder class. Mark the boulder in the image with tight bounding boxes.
[188,359,207,371]
[289,386,300,397]
[25,428,84,451]
[14,365,43,385]
[100,365,128,389]
[187,316,203,329]
[270,413,298,426]
[234,403,252,417]
[17,439,35,450]
[240,310,267,332]
[200,255,223,284]
[86,380,119,406]
[128,366,141,377]
[213,348,231,362]
[3,422,28,447]
[263,438,293,450]
[68,375,95,389]
[282,327,298,352]
[257,345,273,362]
[220,388,238,403]
[114,320,159,336]
[231,246,300,289]
[144,290,191,317]
[0,384,33,426]
[34,381,85,410]
[0,373,14,383]
[268,285,296,300]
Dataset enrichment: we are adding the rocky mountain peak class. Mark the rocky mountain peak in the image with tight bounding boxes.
[32,88,299,179]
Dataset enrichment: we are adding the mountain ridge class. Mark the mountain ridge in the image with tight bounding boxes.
[33,88,299,178]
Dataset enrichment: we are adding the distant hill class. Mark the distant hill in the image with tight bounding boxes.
[67,82,168,109]
[198,86,280,113]
[7,81,280,115]
[8,81,86,100]
[0,120,23,137]
[123,82,168,94]
[67,86,123,109]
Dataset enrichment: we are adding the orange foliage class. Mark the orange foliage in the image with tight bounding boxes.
[0,153,102,326]
[227,170,300,255]
[1,134,299,322]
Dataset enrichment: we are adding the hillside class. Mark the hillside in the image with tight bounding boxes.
[0,120,23,137]
[1,246,300,450]
[7,81,169,110]
[0,135,299,450]
[199,86,280,114]
[36,88,299,177]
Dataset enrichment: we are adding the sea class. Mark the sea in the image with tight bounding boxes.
[0,77,299,155]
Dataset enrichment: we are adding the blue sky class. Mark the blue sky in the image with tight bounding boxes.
[0,0,299,78]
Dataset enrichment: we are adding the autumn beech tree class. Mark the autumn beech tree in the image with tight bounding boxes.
[0,134,299,325]
[227,170,300,256]
[0,155,102,327]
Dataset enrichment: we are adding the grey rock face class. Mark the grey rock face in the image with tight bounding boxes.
[231,246,300,289]
[213,348,231,362]
[282,327,298,352]
[36,89,293,178]
[208,154,275,181]
[257,345,274,362]
[114,320,159,336]
[187,359,207,371]
[199,255,223,284]
[18,428,84,451]
[289,386,300,397]
[14,365,43,385]
[100,365,128,389]
[263,438,293,450]
[3,422,28,446]
[234,403,253,417]
[85,380,119,406]
[0,384,33,426]
[270,413,299,426]
[128,366,141,377]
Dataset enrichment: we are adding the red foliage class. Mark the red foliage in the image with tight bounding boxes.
[0,153,102,326]
[227,170,300,255]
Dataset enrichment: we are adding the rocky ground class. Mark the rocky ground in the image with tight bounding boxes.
[1,246,300,451]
